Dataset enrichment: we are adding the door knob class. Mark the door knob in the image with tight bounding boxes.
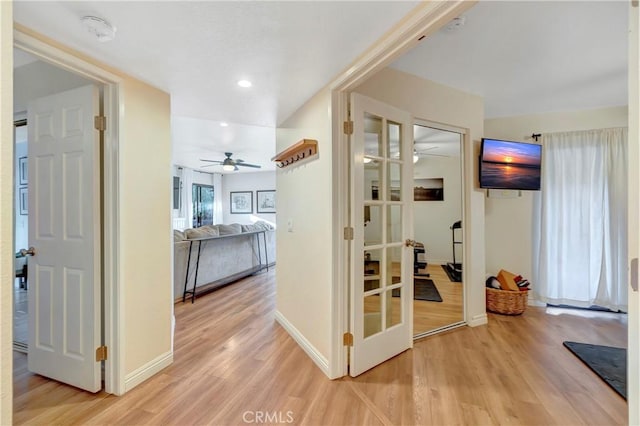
[19,247,36,256]
[405,239,416,247]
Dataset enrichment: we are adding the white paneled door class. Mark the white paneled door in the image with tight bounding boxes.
[27,85,102,392]
[349,93,413,376]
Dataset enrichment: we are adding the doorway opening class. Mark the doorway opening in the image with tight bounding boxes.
[12,27,123,394]
[412,123,465,338]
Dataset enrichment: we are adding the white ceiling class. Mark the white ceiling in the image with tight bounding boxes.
[12,1,629,173]
[391,1,628,119]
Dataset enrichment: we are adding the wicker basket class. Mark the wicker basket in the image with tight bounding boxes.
[486,287,528,315]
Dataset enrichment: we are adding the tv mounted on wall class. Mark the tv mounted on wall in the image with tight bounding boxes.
[479,138,542,190]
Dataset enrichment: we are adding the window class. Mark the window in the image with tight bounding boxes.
[192,184,214,228]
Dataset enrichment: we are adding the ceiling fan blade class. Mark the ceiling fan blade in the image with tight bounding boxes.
[235,162,261,168]
[200,159,224,164]
[200,164,218,168]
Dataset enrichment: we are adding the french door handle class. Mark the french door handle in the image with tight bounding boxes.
[405,239,416,247]
[19,247,36,257]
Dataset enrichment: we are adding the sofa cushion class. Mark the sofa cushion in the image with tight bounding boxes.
[257,221,275,231]
[241,224,259,232]
[173,230,186,242]
[217,223,242,235]
[185,226,219,239]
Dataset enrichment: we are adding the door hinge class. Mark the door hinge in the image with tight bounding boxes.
[96,345,108,362]
[343,227,354,240]
[343,332,353,346]
[343,120,353,135]
[94,115,107,131]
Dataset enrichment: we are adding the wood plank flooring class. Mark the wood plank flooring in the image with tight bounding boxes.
[14,269,627,425]
[413,264,463,334]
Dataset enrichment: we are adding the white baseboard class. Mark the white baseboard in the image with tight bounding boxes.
[468,313,488,327]
[527,296,546,307]
[124,351,173,393]
[274,310,330,377]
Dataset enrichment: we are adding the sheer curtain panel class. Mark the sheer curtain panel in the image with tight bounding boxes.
[534,127,628,312]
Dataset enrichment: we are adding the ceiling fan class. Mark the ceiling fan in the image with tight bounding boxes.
[200,152,262,171]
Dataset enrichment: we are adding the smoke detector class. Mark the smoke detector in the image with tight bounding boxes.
[444,16,466,32]
[81,16,116,42]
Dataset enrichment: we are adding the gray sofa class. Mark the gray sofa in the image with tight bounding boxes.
[173,221,275,301]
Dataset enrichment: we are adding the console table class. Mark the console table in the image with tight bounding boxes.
[182,230,269,303]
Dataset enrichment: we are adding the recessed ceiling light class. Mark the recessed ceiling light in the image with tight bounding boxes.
[237,80,252,88]
[220,122,229,127]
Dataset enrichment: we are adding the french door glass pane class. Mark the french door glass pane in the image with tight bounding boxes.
[364,113,383,157]
[388,121,401,159]
[363,294,382,338]
[365,160,383,201]
[364,205,382,246]
[386,288,401,328]
[387,162,402,201]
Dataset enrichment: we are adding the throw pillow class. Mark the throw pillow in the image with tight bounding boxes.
[217,223,242,235]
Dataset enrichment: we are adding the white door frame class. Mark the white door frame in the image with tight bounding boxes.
[328,1,477,379]
[14,28,124,395]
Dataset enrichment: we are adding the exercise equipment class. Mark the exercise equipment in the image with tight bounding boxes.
[446,220,462,281]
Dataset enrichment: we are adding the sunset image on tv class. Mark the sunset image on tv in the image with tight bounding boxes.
[480,139,541,190]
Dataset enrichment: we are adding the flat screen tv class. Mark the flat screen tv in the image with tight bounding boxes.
[479,138,542,190]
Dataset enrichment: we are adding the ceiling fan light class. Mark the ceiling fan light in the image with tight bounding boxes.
[413,154,419,163]
[222,164,235,171]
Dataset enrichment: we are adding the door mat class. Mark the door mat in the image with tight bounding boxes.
[391,278,442,302]
[563,341,626,399]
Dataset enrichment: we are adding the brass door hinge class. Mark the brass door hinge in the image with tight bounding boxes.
[343,121,353,135]
[96,345,108,362]
[344,227,354,240]
[94,115,107,131]
[343,332,353,346]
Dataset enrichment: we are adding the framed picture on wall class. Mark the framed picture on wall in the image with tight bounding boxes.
[19,186,28,215]
[18,156,27,185]
[414,178,444,201]
[230,191,253,214]
[256,190,276,213]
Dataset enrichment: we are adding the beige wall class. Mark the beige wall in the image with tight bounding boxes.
[8,26,173,394]
[275,87,333,365]
[120,78,173,377]
[1,2,14,423]
[484,106,628,298]
[355,67,487,326]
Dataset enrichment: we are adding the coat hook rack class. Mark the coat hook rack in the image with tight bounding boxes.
[531,133,541,142]
[272,139,318,169]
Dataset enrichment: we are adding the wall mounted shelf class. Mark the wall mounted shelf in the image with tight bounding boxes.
[272,139,318,168]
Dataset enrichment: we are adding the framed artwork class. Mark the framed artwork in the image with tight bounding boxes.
[414,178,444,201]
[230,191,253,214]
[256,190,276,213]
[18,156,27,185]
[19,186,28,215]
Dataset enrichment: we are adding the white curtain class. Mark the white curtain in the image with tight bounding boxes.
[212,172,223,225]
[534,127,628,312]
[182,167,194,229]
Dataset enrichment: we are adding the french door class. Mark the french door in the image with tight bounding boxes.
[349,93,414,376]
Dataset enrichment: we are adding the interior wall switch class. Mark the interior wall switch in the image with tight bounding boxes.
[287,219,293,232]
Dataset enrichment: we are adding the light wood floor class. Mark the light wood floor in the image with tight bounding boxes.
[14,269,627,425]
[413,264,463,334]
